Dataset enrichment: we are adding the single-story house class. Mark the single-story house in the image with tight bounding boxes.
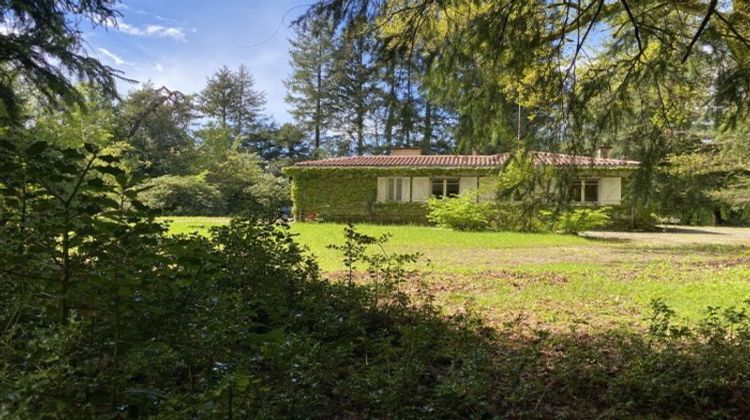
[283,148,640,223]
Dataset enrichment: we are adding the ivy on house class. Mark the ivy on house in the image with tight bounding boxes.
[284,166,498,223]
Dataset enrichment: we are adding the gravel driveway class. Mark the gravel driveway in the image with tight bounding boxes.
[583,226,750,246]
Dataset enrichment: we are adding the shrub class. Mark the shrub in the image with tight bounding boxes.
[490,204,554,232]
[5,141,750,418]
[139,173,225,215]
[554,207,611,234]
[205,150,290,217]
[244,172,291,217]
[426,192,493,231]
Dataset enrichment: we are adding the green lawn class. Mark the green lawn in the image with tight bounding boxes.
[161,216,750,331]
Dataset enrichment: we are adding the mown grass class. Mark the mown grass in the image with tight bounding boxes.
[162,216,750,331]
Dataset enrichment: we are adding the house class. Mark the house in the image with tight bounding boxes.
[283,148,640,223]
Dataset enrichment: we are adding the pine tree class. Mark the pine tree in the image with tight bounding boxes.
[233,65,266,135]
[285,16,336,156]
[330,21,377,155]
[199,66,266,137]
[199,66,235,130]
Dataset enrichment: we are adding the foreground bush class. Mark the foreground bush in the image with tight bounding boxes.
[2,141,750,417]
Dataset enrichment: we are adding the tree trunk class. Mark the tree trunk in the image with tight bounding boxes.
[383,62,396,151]
[712,208,723,226]
[422,99,432,153]
[314,59,322,155]
[356,110,364,155]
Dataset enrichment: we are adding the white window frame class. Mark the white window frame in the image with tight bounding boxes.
[386,177,406,202]
[431,177,460,199]
[571,179,600,204]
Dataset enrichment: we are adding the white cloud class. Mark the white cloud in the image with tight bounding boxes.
[115,4,179,24]
[154,63,164,72]
[96,47,133,66]
[118,22,188,41]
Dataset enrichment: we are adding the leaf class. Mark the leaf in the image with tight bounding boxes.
[131,199,150,211]
[25,141,48,156]
[87,178,105,188]
[54,161,79,174]
[83,143,98,154]
[96,197,121,210]
[114,173,129,189]
[61,148,84,159]
[95,165,124,176]
[98,154,118,163]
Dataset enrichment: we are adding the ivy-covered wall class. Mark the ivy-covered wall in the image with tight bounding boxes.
[283,167,495,223]
[283,166,636,224]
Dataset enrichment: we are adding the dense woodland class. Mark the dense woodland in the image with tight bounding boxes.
[2,0,750,417]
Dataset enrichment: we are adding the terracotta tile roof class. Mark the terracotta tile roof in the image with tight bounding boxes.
[295,151,640,168]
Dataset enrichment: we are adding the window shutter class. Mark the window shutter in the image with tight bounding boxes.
[459,177,478,195]
[377,177,387,203]
[400,178,411,202]
[411,177,430,202]
[598,177,622,205]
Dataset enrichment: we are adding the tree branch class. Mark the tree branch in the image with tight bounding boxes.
[620,0,643,56]
[681,0,718,63]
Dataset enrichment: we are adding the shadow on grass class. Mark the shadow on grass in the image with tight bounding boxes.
[621,242,749,256]
[237,279,750,418]
[657,226,726,235]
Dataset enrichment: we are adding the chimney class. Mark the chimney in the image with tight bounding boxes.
[596,146,612,159]
[391,147,422,156]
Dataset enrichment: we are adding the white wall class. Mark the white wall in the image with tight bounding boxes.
[459,177,478,194]
[412,177,430,202]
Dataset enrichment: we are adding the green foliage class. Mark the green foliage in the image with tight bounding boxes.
[117,83,197,176]
[139,173,225,216]
[199,65,266,136]
[285,15,336,153]
[481,151,558,231]
[0,0,119,121]
[205,149,290,216]
[285,167,496,223]
[553,207,612,234]
[426,192,492,231]
[5,138,750,417]
[137,150,290,218]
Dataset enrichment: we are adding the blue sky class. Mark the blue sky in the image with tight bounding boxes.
[85,0,313,123]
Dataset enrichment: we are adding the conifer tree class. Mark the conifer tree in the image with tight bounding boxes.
[285,16,336,155]
[199,65,266,137]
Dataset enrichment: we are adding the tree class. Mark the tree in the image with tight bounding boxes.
[33,86,117,149]
[0,0,120,122]
[199,65,266,137]
[117,83,196,176]
[233,65,266,135]
[330,21,379,155]
[274,122,310,159]
[199,66,235,130]
[285,16,336,155]
[303,0,750,153]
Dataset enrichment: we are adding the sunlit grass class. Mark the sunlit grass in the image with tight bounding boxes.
[161,216,750,330]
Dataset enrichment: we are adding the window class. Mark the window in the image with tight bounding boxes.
[570,179,598,203]
[431,177,460,198]
[584,180,599,203]
[386,177,406,202]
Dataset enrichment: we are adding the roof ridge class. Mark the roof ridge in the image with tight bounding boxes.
[293,151,640,168]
